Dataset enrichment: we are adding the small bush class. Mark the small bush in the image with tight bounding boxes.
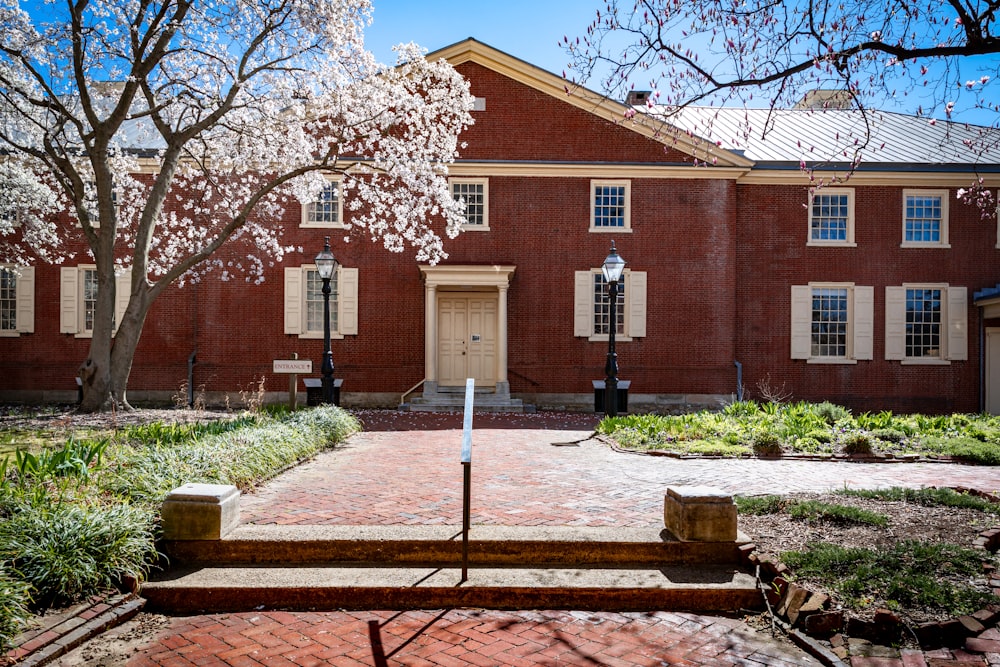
[791,437,830,454]
[751,430,782,457]
[805,428,833,443]
[813,401,851,424]
[0,563,31,652]
[841,432,874,455]
[871,428,906,444]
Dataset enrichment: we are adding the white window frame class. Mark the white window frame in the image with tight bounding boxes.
[590,180,631,232]
[59,266,130,338]
[300,178,345,229]
[885,283,967,364]
[901,189,950,248]
[284,265,358,338]
[807,188,856,247]
[573,269,646,341]
[790,283,873,364]
[449,178,489,230]
[0,265,34,336]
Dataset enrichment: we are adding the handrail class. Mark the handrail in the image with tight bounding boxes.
[400,378,426,405]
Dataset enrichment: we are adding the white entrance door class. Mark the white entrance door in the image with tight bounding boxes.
[988,329,1000,414]
[438,294,497,387]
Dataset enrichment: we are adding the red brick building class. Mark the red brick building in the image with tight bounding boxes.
[2,39,999,414]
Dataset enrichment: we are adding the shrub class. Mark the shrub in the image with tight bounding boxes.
[841,432,874,455]
[813,401,851,424]
[0,503,156,606]
[751,430,782,457]
[805,428,833,443]
[871,428,907,444]
[792,437,829,454]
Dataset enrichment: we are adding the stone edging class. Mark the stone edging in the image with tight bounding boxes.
[4,592,144,667]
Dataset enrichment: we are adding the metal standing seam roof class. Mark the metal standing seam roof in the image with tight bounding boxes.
[646,105,1000,169]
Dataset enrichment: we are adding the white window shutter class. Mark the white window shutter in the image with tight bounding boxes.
[853,286,874,360]
[789,286,812,359]
[947,286,968,360]
[114,270,131,335]
[885,287,906,360]
[627,271,646,338]
[284,267,302,334]
[339,267,359,335]
[15,266,34,333]
[60,267,79,334]
[574,271,593,337]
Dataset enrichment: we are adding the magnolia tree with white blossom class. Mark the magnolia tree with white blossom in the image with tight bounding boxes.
[564,0,1000,207]
[0,0,474,412]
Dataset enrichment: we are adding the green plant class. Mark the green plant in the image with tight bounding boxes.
[841,432,874,455]
[837,487,1000,514]
[812,401,851,424]
[735,494,784,515]
[782,541,994,616]
[0,503,156,606]
[871,428,906,444]
[751,430,782,456]
[0,562,31,652]
[787,500,888,527]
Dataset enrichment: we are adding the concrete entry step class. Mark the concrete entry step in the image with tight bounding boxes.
[160,524,753,568]
[141,565,762,614]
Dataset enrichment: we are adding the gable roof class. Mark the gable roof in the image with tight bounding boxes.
[428,39,755,170]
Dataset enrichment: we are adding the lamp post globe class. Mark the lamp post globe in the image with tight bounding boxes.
[314,236,338,405]
[601,241,626,417]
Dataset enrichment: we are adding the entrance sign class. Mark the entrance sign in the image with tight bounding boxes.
[273,359,312,374]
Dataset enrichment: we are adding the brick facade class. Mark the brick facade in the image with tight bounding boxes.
[2,39,997,414]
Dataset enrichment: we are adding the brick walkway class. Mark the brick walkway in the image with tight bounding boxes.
[61,410,1000,666]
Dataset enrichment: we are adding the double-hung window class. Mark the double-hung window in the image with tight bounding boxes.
[902,190,949,247]
[0,266,34,336]
[59,266,131,337]
[885,284,967,363]
[790,284,873,363]
[574,269,646,341]
[590,180,631,232]
[808,189,855,246]
[301,179,344,229]
[284,265,358,337]
[450,178,489,230]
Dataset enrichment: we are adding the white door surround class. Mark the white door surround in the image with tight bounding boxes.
[419,265,516,396]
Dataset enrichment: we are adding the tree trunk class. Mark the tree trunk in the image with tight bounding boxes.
[77,264,118,413]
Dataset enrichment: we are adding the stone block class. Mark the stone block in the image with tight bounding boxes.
[161,483,240,540]
[663,486,737,542]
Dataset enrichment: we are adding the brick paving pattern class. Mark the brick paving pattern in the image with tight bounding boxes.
[129,609,820,667]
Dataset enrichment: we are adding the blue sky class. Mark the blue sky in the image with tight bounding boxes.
[364,0,592,79]
[363,0,999,127]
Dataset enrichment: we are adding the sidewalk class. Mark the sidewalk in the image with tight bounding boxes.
[54,410,1000,666]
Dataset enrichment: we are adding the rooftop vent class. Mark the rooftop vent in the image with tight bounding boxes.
[625,90,652,106]
[795,89,854,110]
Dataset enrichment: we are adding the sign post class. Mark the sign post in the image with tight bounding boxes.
[273,355,312,411]
[460,377,474,583]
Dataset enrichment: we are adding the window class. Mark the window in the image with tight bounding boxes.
[80,181,119,228]
[573,269,646,340]
[450,178,489,230]
[301,179,344,228]
[808,189,855,246]
[790,284,873,363]
[902,190,949,247]
[59,266,130,337]
[885,284,967,363]
[0,266,34,336]
[284,265,358,337]
[590,180,631,232]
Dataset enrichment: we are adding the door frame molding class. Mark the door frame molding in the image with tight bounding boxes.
[419,265,516,393]
[988,327,1000,415]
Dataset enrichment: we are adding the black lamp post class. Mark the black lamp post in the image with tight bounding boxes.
[602,241,626,417]
[314,236,338,405]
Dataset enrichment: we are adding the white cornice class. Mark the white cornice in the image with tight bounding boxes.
[448,162,748,180]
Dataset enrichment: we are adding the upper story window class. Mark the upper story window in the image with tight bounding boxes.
[590,180,631,232]
[790,283,873,363]
[0,266,34,336]
[450,178,489,230]
[902,189,949,247]
[573,268,646,341]
[808,189,855,246]
[284,265,358,338]
[885,284,967,363]
[301,179,344,229]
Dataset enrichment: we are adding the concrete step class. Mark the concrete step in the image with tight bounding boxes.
[406,399,526,413]
[141,565,762,614]
[161,525,752,568]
